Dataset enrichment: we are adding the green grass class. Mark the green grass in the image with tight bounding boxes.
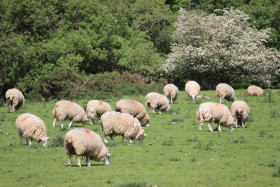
[0,89,280,186]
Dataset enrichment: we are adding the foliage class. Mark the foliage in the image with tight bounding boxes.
[164,8,280,89]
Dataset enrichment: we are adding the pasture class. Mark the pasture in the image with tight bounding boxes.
[0,89,280,186]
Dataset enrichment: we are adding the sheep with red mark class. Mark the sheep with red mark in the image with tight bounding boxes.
[196,102,234,132]
[145,92,170,115]
[231,100,250,128]
[86,100,112,124]
[16,113,49,147]
[101,111,146,144]
[5,88,25,113]
[216,83,236,103]
[163,84,179,104]
[64,128,110,167]
[115,99,150,126]
[52,100,87,128]
[247,85,263,96]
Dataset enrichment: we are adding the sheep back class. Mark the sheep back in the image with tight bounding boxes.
[101,111,144,140]
[53,100,87,123]
[86,100,112,119]
[16,113,47,141]
[145,92,170,112]
[247,85,263,96]
[216,83,235,102]
[163,84,179,102]
[115,99,150,126]
[64,128,109,161]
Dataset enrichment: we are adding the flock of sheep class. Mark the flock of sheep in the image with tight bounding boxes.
[5,82,263,167]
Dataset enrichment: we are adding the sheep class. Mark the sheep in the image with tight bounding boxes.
[101,111,146,144]
[86,100,112,125]
[196,102,234,132]
[216,83,236,103]
[185,81,203,100]
[16,113,49,147]
[64,128,110,167]
[163,84,179,104]
[52,100,87,128]
[5,88,25,113]
[247,85,264,96]
[145,92,170,115]
[115,99,150,126]
[231,100,250,128]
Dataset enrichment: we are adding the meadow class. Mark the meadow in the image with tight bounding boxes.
[0,89,280,187]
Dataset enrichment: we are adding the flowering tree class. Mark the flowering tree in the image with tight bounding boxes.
[164,8,280,88]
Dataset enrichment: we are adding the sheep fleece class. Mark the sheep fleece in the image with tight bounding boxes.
[5,88,25,111]
[86,100,112,118]
[231,100,250,122]
[163,84,179,102]
[216,83,235,101]
[145,92,170,112]
[185,81,200,97]
[64,128,109,161]
[16,113,47,142]
[247,85,263,96]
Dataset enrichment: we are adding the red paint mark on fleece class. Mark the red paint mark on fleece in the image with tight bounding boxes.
[69,102,74,106]
[99,101,103,106]
[131,100,136,104]
[84,129,94,141]
[22,116,31,122]
[215,103,220,107]
[84,129,91,135]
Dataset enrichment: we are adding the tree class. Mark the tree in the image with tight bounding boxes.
[164,8,280,88]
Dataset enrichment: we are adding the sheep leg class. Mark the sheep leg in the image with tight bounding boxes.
[86,156,91,166]
[122,135,125,142]
[242,120,245,128]
[235,118,238,128]
[110,136,115,143]
[68,120,73,128]
[217,123,221,131]
[8,105,12,113]
[26,137,29,146]
[60,121,64,128]
[19,136,22,145]
[68,155,72,167]
[199,122,203,131]
[159,110,162,115]
[52,118,56,128]
[171,97,173,104]
[219,97,222,104]
[95,118,99,125]
[207,122,213,132]
[104,136,108,144]
[12,105,15,113]
[77,156,81,167]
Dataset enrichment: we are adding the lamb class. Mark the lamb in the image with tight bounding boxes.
[231,100,250,128]
[5,88,25,113]
[52,100,87,128]
[185,81,201,100]
[247,85,264,96]
[163,84,179,104]
[64,128,110,167]
[145,92,170,115]
[196,102,234,132]
[115,99,150,126]
[16,113,49,147]
[101,111,146,143]
[86,100,112,124]
[216,83,236,103]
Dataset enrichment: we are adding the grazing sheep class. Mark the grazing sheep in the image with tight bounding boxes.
[163,84,179,104]
[145,92,170,115]
[185,81,201,100]
[115,99,150,126]
[101,111,146,144]
[86,100,112,124]
[5,88,25,113]
[216,83,236,103]
[231,100,250,128]
[52,100,87,128]
[247,85,264,96]
[64,128,110,167]
[196,102,234,132]
[16,113,49,147]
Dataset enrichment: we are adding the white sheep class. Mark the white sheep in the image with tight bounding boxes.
[145,92,170,115]
[16,113,49,147]
[163,84,179,104]
[196,102,234,132]
[86,100,112,124]
[5,88,25,113]
[64,128,110,167]
[185,81,202,100]
[101,111,146,143]
[216,83,236,103]
[52,100,87,128]
[247,85,263,96]
[115,99,150,126]
[231,100,250,128]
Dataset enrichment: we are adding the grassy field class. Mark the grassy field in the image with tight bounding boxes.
[0,89,280,187]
